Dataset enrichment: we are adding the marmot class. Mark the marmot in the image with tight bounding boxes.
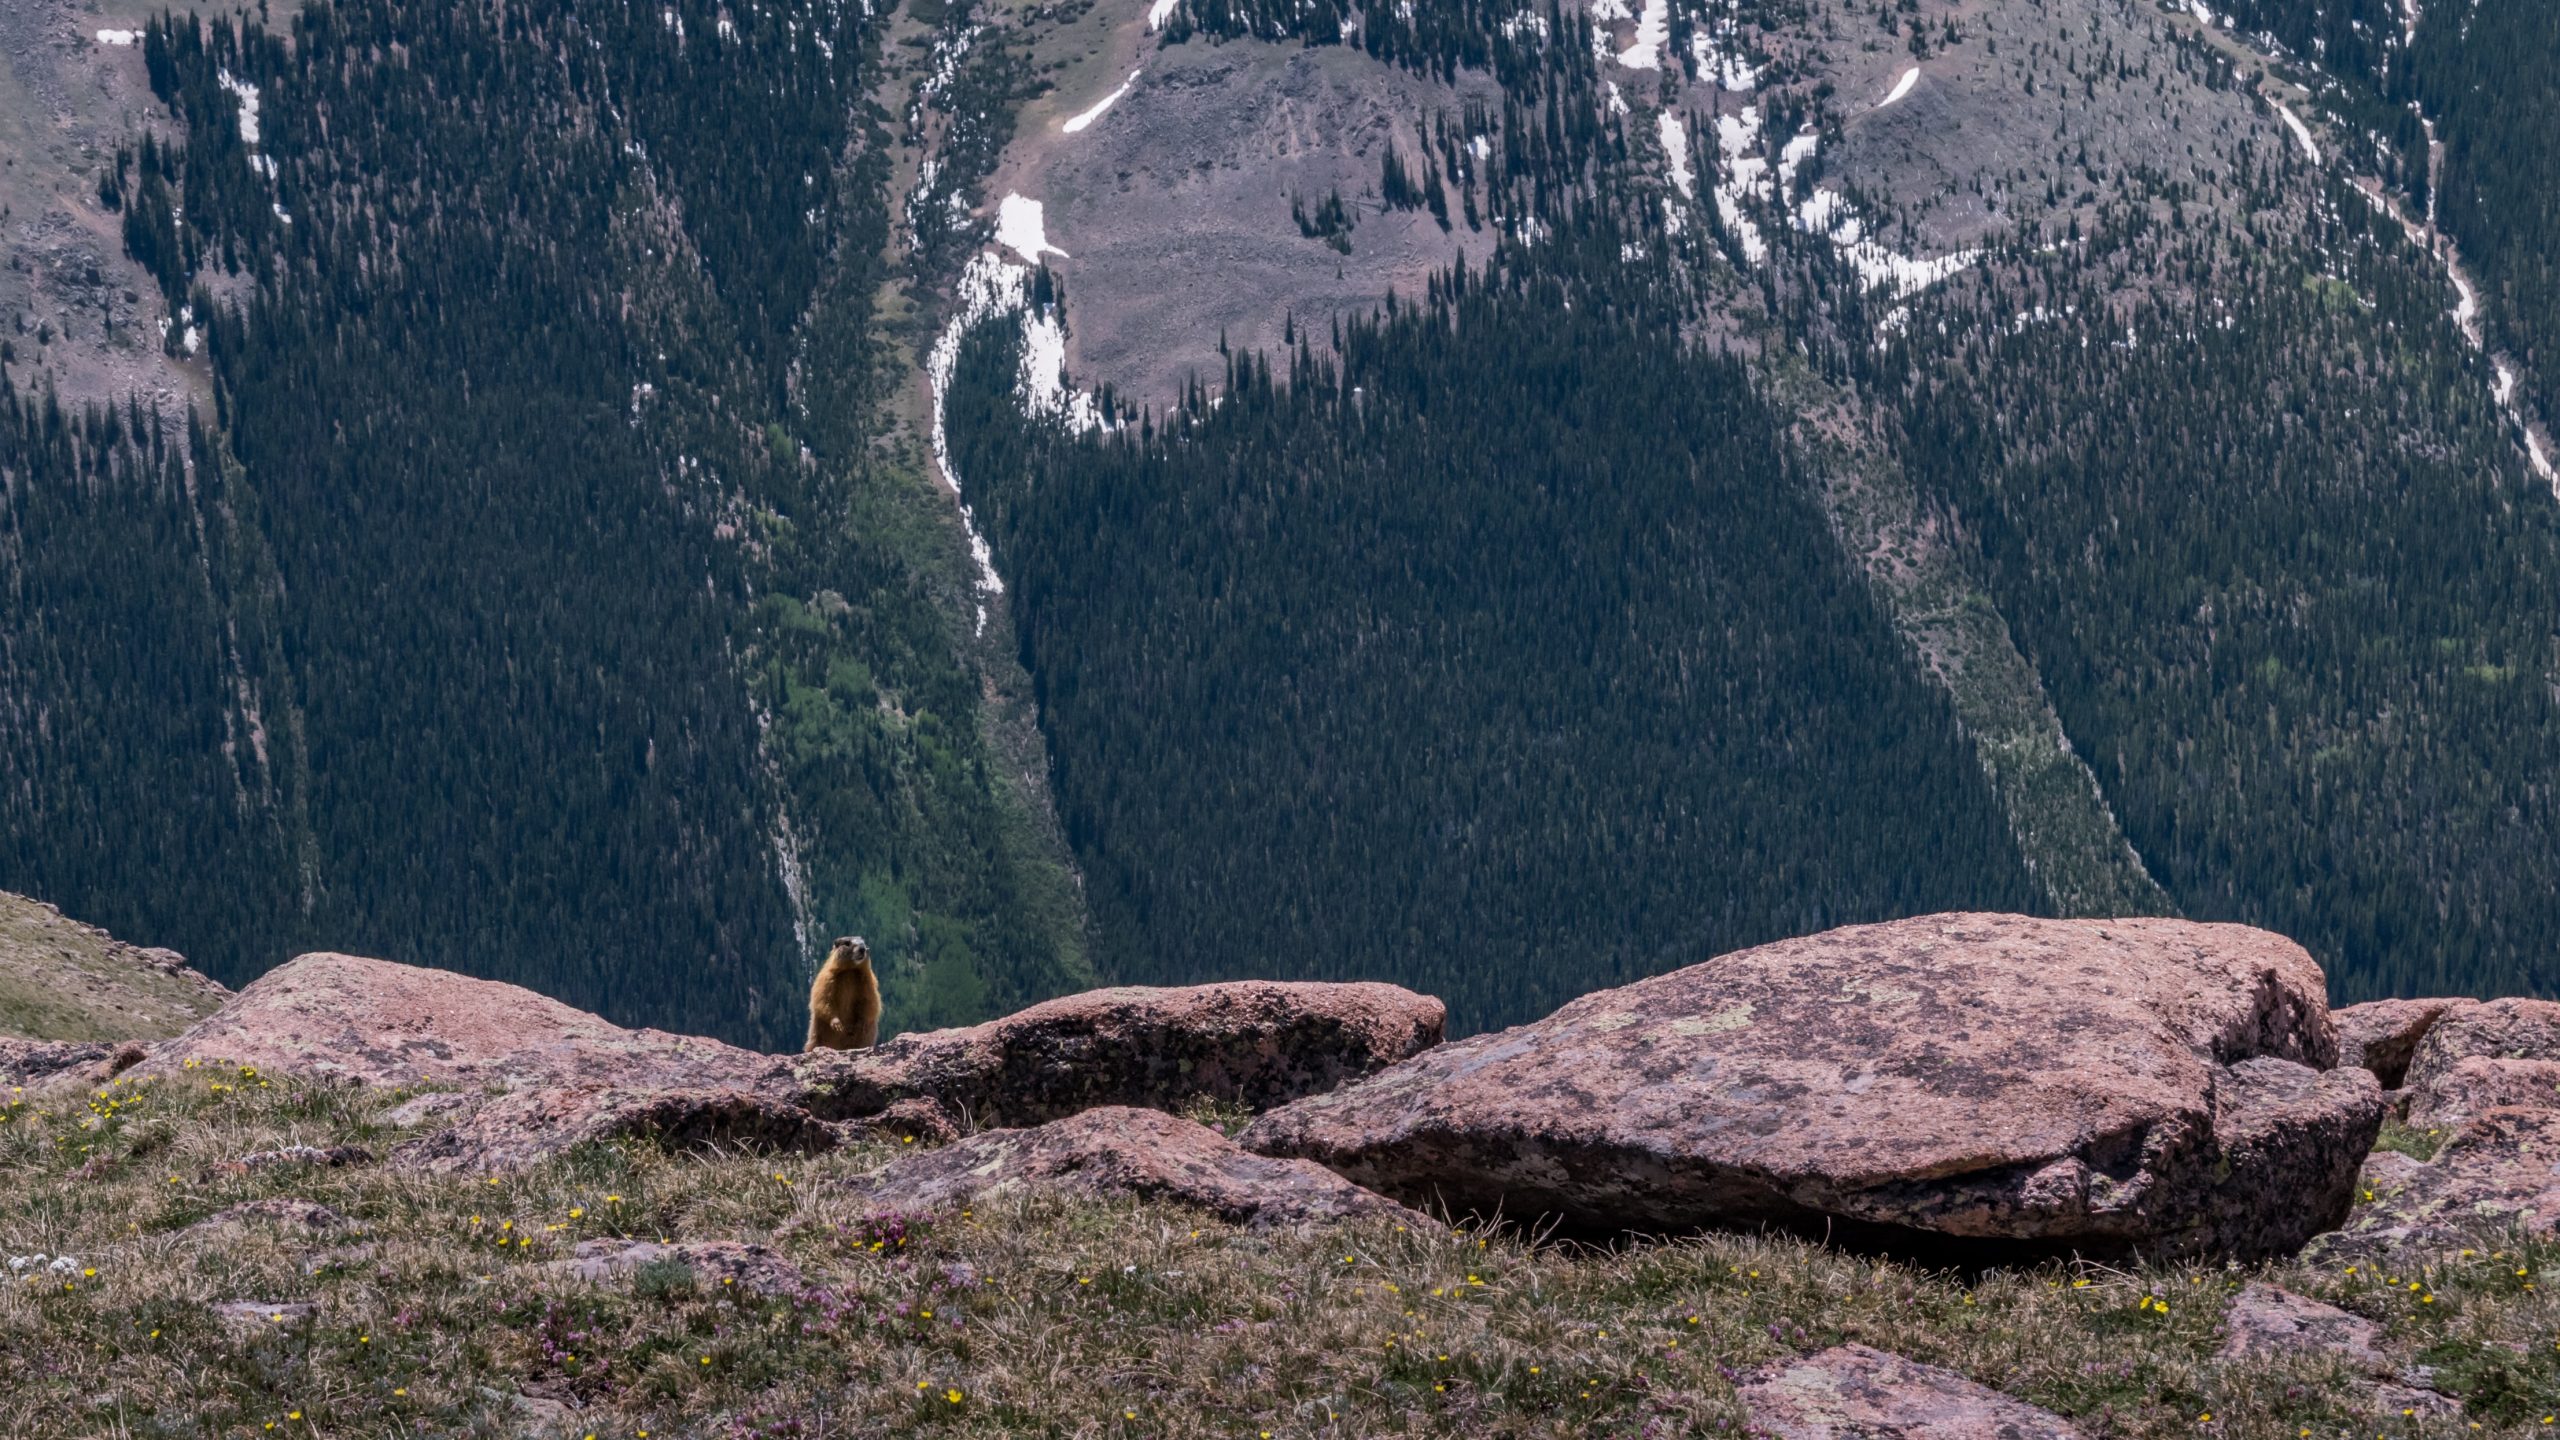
[806,935,882,1051]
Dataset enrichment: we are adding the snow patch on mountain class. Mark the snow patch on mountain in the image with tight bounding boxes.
[1064,71,1140,133]
[1711,106,1769,264]
[1690,23,1757,89]
[1702,109,1974,305]
[2270,99,2321,163]
[218,71,262,146]
[1658,112,1694,200]
[1617,0,1669,69]
[995,193,1068,264]
[927,237,1111,632]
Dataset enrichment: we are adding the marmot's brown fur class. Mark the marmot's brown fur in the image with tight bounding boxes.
[806,936,882,1051]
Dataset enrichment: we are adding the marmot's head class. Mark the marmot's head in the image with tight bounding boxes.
[829,936,871,970]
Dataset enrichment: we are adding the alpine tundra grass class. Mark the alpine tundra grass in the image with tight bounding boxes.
[1,1067,2554,1437]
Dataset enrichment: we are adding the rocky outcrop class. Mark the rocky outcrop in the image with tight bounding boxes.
[2299,996,2560,1257]
[136,957,1438,1154]
[842,1106,1424,1229]
[0,1038,115,1086]
[1737,1345,2082,1438]
[392,1086,836,1174]
[2403,999,2560,1095]
[846,1096,962,1147]
[137,953,783,1091]
[2312,1108,2560,1259]
[2404,1057,2560,1131]
[2216,1282,2457,1412]
[1242,914,2381,1259]
[384,1092,476,1128]
[780,981,1442,1127]
[2333,999,2465,1087]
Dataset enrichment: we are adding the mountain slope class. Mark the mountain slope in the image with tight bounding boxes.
[0,889,225,1042]
[941,0,2560,1016]
[0,1,1092,1047]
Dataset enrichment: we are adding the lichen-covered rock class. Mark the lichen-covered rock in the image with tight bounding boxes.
[780,981,1442,1127]
[2334,999,2466,1087]
[552,1240,806,1297]
[136,953,784,1091]
[843,1106,1424,1229]
[2218,1282,2392,1371]
[0,1038,113,1086]
[2310,1107,2560,1261]
[391,1085,835,1174]
[1243,913,2380,1259]
[2404,1057,2560,1131]
[2403,999,2560,1095]
[2372,1383,2463,1418]
[1737,1345,2082,1439]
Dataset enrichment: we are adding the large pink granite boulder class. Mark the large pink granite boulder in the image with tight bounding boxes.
[780,980,1442,1126]
[134,953,783,1091]
[1242,914,2381,1259]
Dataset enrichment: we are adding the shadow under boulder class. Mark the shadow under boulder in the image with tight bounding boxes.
[841,1105,1425,1230]
[392,1086,837,1174]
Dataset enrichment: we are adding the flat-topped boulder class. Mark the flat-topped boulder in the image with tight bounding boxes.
[1242,913,2382,1260]
[134,953,784,1092]
[779,980,1442,1126]
[841,1106,1424,1230]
